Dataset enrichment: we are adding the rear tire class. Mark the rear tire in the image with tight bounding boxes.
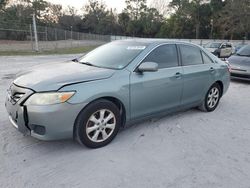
[199,83,222,112]
[75,99,121,148]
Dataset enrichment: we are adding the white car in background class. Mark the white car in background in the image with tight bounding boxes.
[204,42,235,58]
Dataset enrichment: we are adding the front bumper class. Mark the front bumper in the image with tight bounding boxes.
[5,84,87,141]
[26,102,86,140]
[5,84,33,135]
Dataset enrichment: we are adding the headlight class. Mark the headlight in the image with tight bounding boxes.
[25,91,75,105]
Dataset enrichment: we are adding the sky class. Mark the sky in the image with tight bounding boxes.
[47,0,127,13]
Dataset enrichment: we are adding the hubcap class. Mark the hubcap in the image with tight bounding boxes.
[86,109,116,143]
[207,87,219,109]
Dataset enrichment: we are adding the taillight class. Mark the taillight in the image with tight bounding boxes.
[225,60,231,72]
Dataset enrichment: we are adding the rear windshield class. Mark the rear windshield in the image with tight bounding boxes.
[78,42,148,69]
[237,45,250,57]
[205,42,221,48]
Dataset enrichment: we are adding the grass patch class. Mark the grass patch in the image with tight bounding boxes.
[0,46,98,56]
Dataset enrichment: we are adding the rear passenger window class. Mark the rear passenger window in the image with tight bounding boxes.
[180,45,203,66]
[143,44,178,69]
[202,51,214,64]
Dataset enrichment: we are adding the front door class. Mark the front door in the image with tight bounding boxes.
[130,44,183,119]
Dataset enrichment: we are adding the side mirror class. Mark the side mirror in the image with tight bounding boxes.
[137,62,158,72]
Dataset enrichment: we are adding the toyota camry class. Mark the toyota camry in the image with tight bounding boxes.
[5,39,230,148]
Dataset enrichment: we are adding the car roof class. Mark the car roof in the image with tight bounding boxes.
[114,38,201,48]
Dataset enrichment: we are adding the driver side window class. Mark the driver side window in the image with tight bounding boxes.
[143,44,179,69]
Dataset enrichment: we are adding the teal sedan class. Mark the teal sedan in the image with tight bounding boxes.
[5,39,230,148]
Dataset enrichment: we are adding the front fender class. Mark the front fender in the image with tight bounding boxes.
[59,70,131,120]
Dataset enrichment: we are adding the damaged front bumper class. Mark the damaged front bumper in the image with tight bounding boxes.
[5,83,33,135]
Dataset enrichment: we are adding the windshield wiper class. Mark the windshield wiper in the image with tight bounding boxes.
[79,62,95,66]
[72,58,79,62]
[78,61,114,69]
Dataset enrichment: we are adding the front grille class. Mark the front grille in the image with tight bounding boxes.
[11,93,25,103]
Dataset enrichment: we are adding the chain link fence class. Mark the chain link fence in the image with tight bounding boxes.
[0,20,110,52]
[0,19,249,52]
[111,36,249,47]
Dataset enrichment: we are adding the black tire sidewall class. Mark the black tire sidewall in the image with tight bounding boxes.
[205,83,221,112]
[75,100,121,148]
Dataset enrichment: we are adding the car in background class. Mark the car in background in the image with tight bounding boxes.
[204,42,234,58]
[5,40,230,148]
[235,43,248,53]
[228,44,250,81]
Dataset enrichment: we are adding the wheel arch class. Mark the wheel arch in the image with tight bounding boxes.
[215,80,224,97]
[73,96,127,139]
[100,96,127,127]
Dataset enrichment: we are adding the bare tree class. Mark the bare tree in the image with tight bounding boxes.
[149,0,170,16]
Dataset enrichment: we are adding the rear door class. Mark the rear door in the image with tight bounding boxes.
[179,44,213,106]
[130,44,183,119]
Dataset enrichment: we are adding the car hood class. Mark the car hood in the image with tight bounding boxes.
[228,55,250,71]
[14,61,115,91]
[205,47,216,53]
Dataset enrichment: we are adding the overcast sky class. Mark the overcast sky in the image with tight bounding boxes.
[47,0,127,13]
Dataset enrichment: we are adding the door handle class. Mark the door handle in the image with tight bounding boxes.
[175,72,182,78]
[210,67,215,74]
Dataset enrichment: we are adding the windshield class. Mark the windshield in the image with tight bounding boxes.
[237,45,250,56]
[78,42,148,69]
[205,42,221,48]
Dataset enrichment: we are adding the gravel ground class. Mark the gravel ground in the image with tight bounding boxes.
[0,55,250,188]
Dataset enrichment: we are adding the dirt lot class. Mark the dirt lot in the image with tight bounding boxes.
[1,55,250,188]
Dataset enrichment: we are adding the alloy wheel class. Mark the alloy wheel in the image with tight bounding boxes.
[207,87,220,109]
[86,109,116,143]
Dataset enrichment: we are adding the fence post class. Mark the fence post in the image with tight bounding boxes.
[32,14,39,51]
[70,26,73,40]
[55,28,57,41]
[45,26,48,41]
[29,24,33,51]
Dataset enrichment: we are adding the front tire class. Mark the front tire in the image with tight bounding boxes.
[75,99,121,148]
[199,83,221,112]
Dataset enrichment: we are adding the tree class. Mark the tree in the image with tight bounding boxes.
[81,0,108,33]
[169,0,190,11]
[217,0,250,39]
[58,6,81,31]
[0,0,249,40]
[149,0,169,16]
[42,3,62,24]
[0,3,33,40]
[189,0,212,39]
[3,0,53,24]
[165,0,212,39]
[124,0,147,20]
[121,0,163,37]
[141,8,163,37]
[0,0,8,11]
[118,12,130,34]
[80,0,120,34]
